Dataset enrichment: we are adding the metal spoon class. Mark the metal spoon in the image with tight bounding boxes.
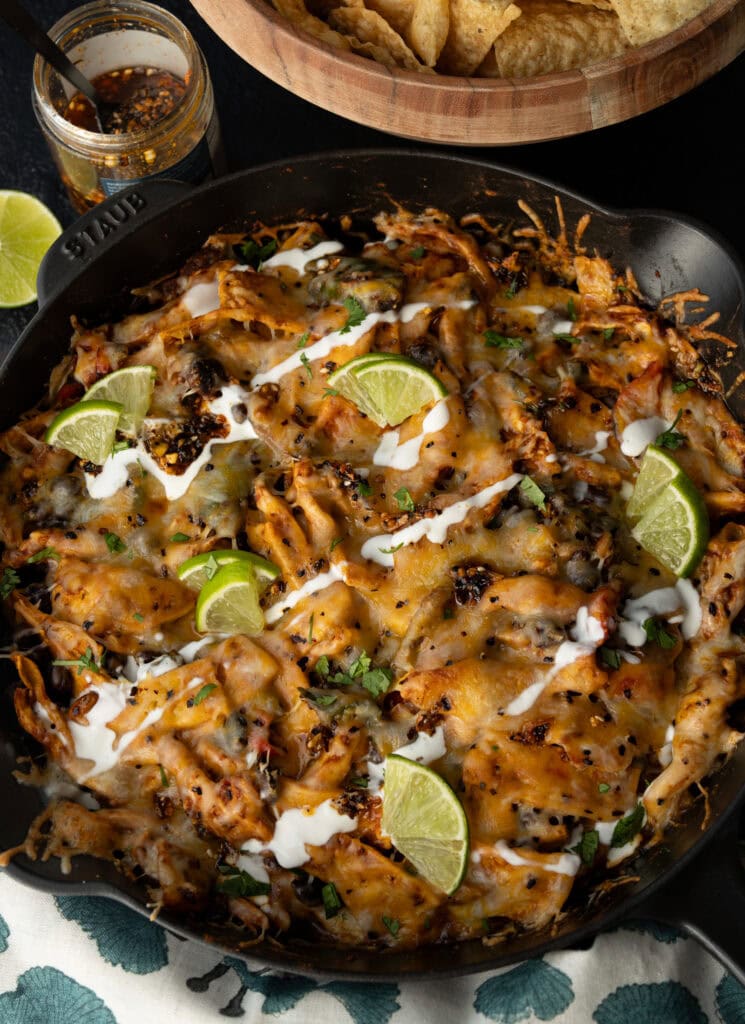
[0,0,115,133]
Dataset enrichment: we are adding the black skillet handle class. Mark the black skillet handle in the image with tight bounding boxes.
[630,813,745,986]
[36,179,193,307]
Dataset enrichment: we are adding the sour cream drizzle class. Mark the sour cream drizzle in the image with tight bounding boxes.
[261,240,344,274]
[265,564,347,625]
[181,279,220,318]
[362,472,523,569]
[367,726,447,795]
[70,676,205,782]
[580,430,611,463]
[618,579,701,647]
[503,606,605,717]
[495,840,580,877]
[620,416,668,457]
[250,300,475,389]
[244,798,356,869]
[373,399,450,471]
[84,384,257,502]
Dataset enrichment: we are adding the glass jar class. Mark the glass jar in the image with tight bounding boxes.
[32,1,224,213]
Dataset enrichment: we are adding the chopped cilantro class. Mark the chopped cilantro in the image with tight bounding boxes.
[27,547,60,563]
[443,606,455,620]
[598,782,611,794]
[484,330,523,350]
[300,689,337,708]
[0,567,20,599]
[672,380,696,394]
[504,277,519,299]
[350,776,368,788]
[599,647,621,670]
[308,612,314,644]
[104,531,126,554]
[339,295,366,335]
[330,537,344,552]
[383,916,400,936]
[572,829,599,866]
[410,245,425,260]
[112,439,131,455]
[610,803,645,848]
[133,612,144,623]
[655,410,686,450]
[380,543,404,555]
[315,655,331,678]
[170,532,190,543]
[642,617,676,650]
[297,331,310,349]
[237,238,277,268]
[360,667,393,698]
[216,863,271,898]
[567,296,577,321]
[394,487,415,512]
[159,765,168,787]
[321,882,342,919]
[356,480,373,498]
[319,650,393,697]
[299,352,313,379]
[520,476,547,512]
[192,682,217,706]
[602,327,615,341]
[554,332,578,344]
[52,647,102,676]
[322,387,339,399]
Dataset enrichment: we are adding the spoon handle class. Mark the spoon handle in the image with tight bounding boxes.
[0,0,100,105]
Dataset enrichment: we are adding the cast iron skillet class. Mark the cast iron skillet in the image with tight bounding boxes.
[2,150,745,982]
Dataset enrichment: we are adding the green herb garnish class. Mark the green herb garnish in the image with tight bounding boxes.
[0,567,20,599]
[520,476,547,512]
[672,380,696,394]
[567,296,577,321]
[380,543,404,555]
[610,803,645,848]
[410,246,425,260]
[394,487,415,512]
[356,480,373,498]
[52,647,102,676]
[484,330,523,350]
[655,410,686,451]
[339,295,366,335]
[170,532,190,543]
[330,537,343,552]
[602,327,615,341]
[192,682,217,706]
[308,612,314,644]
[104,531,126,554]
[642,617,676,650]
[321,882,342,919]
[27,547,60,563]
[159,765,169,787]
[599,648,621,670]
[299,352,313,379]
[297,331,310,349]
[598,782,611,794]
[572,829,599,866]
[237,238,277,268]
[383,916,400,936]
[216,864,271,898]
[133,612,144,623]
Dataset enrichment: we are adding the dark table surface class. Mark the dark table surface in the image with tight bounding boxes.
[0,0,744,355]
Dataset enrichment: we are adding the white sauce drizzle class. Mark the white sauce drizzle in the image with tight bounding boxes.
[250,300,475,389]
[236,851,270,885]
[495,840,580,877]
[659,723,675,767]
[84,384,258,502]
[618,579,701,647]
[244,799,356,869]
[503,607,605,716]
[121,653,181,683]
[265,564,347,625]
[552,319,574,335]
[261,241,344,274]
[181,280,220,318]
[178,637,217,662]
[362,472,523,568]
[366,726,446,796]
[620,416,668,457]
[373,399,450,471]
[33,702,68,747]
[69,676,204,782]
[580,430,611,464]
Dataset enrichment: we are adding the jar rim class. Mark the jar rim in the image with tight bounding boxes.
[32,0,205,152]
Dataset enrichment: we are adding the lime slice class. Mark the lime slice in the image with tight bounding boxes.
[195,562,264,635]
[381,754,469,895]
[0,190,62,308]
[328,354,447,427]
[83,365,156,435]
[178,549,280,592]
[626,444,683,522]
[45,399,123,464]
[631,473,709,577]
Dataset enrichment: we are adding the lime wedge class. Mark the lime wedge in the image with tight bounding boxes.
[178,549,280,592]
[0,190,62,308]
[626,444,683,522]
[328,354,447,427]
[83,365,156,435]
[631,473,709,577]
[381,754,469,895]
[195,562,264,635]
[45,399,123,464]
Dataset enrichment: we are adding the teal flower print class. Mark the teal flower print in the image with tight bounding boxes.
[0,912,8,953]
[474,959,574,1023]
[187,956,400,1021]
[620,919,683,944]
[593,982,707,1024]
[55,895,168,974]
[0,965,116,1023]
[716,973,745,1023]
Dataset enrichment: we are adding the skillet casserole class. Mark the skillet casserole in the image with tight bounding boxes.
[1,188,744,955]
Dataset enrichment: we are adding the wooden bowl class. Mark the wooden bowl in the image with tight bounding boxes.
[191,0,745,144]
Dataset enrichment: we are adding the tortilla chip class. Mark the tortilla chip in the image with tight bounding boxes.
[273,0,352,48]
[329,6,426,69]
[564,0,612,9]
[608,0,711,44]
[438,0,520,75]
[364,0,415,36]
[493,0,627,77]
[408,0,450,66]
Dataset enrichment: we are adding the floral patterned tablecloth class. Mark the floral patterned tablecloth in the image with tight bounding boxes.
[0,872,743,1024]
